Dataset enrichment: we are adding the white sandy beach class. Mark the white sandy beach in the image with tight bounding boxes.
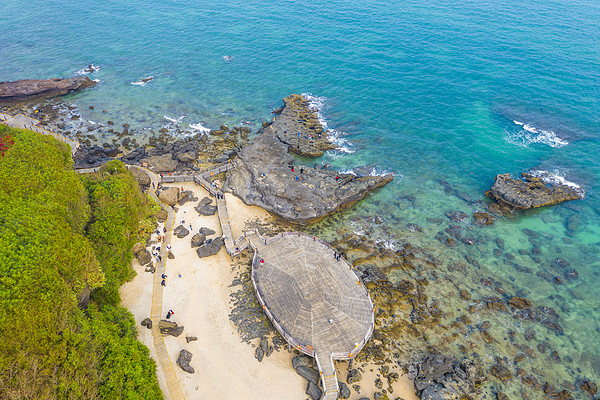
[120,181,418,400]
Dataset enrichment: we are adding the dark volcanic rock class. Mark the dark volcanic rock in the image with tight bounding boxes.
[173,225,190,238]
[136,250,152,266]
[296,366,320,385]
[177,349,194,373]
[224,118,393,224]
[196,238,224,258]
[141,317,152,329]
[0,76,96,103]
[347,368,363,384]
[199,227,216,236]
[191,233,206,247]
[195,199,217,216]
[412,354,484,400]
[306,381,322,400]
[486,172,583,210]
[474,211,495,225]
[159,320,184,337]
[178,190,194,205]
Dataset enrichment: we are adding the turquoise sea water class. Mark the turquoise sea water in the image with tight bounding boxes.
[2,0,600,397]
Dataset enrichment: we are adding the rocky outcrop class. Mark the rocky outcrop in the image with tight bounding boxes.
[141,318,152,329]
[136,250,152,266]
[72,145,120,168]
[158,187,179,206]
[140,153,178,173]
[130,167,151,186]
[486,172,583,211]
[177,350,195,374]
[196,238,223,258]
[224,130,392,225]
[178,190,194,205]
[266,94,336,157]
[199,227,216,236]
[0,76,96,103]
[410,354,484,400]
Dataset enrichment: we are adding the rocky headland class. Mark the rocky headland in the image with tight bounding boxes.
[0,76,96,104]
[224,94,393,225]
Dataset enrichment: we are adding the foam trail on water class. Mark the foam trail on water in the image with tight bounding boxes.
[507,120,568,148]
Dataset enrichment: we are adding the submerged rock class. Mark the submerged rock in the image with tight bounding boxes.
[411,354,484,400]
[486,172,583,210]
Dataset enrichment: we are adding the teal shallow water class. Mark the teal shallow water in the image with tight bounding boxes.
[2,0,599,397]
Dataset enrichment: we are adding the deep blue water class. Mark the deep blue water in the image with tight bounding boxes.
[2,0,599,397]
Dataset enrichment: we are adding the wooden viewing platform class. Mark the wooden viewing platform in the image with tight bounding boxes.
[6,113,375,400]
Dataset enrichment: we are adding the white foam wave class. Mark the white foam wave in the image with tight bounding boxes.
[301,92,328,128]
[529,170,585,197]
[328,129,355,154]
[163,114,187,123]
[189,122,210,134]
[508,120,568,148]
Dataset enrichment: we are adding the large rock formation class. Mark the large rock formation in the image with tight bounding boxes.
[0,76,96,103]
[225,132,392,225]
[224,94,393,224]
[140,153,178,173]
[486,172,583,211]
[177,350,195,374]
[158,187,179,206]
[410,354,484,400]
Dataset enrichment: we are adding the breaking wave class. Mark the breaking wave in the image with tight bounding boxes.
[529,169,585,197]
[507,120,568,148]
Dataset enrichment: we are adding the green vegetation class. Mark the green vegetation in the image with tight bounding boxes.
[0,126,162,399]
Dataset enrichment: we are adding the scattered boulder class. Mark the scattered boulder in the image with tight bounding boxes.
[195,199,217,216]
[167,250,175,259]
[486,172,583,210]
[178,190,194,205]
[296,366,320,385]
[508,296,532,309]
[136,250,152,266]
[474,211,495,225]
[255,346,264,362]
[292,355,314,370]
[191,233,206,247]
[156,209,168,222]
[347,368,363,384]
[144,263,155,273]
[158,187,179,206]
[141,318,152,329]
[173,225,190,238]
[411,354,484,400]
[186,336,198,343]
[177,350,194,373]
[177,151,196,163]
[141,154,178,173]
[338,382,351,399]
[199,227,216,236]
[490,363,512,382]
[305,381,322,400]
[159,320,184,337]
[580,380,597,397]
[196,238,224,258]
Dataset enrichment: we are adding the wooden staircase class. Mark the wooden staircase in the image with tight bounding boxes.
[315,352,339,400]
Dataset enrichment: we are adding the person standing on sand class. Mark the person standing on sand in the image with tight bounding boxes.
[161,279,166,287]
[166,310,174,319]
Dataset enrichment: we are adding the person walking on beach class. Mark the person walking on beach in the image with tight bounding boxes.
[166,310,174,319]
[162,273,167,280]
[161,279,166,287]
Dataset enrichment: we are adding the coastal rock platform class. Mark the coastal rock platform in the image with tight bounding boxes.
[0,76,96,103]
[224,94,393,225]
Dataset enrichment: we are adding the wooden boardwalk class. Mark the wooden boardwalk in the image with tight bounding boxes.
[10,114,374,400]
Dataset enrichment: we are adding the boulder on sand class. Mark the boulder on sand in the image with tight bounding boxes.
[158,187,179,206]
[136,250,152,266]
[177,350,195,373]
[191,233,206,247]
[159,320,184,337]
[196,238,224,258]
[173,225,190,238]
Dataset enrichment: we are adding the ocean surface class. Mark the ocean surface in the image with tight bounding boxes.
[2,0,599,397]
